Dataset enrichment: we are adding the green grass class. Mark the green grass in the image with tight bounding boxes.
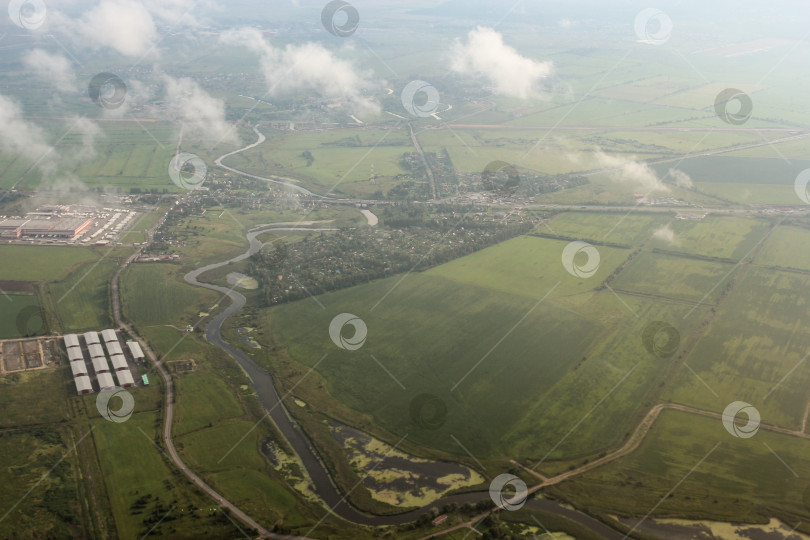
[0,294,42,339]
[666,266,810,428]
[0,369,69,427]
[266,235,649,459]
[552,409,810,524]
[0,245,99,282]
[654,216,773,260]
[225,128,413,197]
[0,428,82,539]
[545,212,671,246]
[47,253,130,333]
[424,235,629,299]
[173,369,245,436]
[91,412,246,539]
[755,225,810,270]
[121,263,218,326]
[610,251,734,304]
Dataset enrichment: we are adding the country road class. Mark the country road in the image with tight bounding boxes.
[109,203,810,538]
[110,209,313,540]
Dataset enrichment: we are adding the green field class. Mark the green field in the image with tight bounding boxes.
[610,251,733,304]
[225,128,414,198]
[755,224,810,270]
[666,266,810,428]
[546,212,670,246]
[0,428,84,539]
[552,409,810,524]
[266,233,692,460]
[653,216,773,260]
[0,294,42,339]
[121,263,219,326]
[0,245,99,282]
[0,369,69,428]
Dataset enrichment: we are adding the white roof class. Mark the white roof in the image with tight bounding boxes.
[101,329,118,343]
[115,369,135,387]
[87,343,105,359]
[74,375,93,394]
[67,348,85,362]
[110,354,128,370]
[105,341,123,356]
[83,331,100,345]
[127,341,144,359]
[64,334,80,349]
[92,356,109,373]
[97,372,115,390]
[70,360,88,376]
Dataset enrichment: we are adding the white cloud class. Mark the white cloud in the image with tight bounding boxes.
[590,150,669,193]
[23,49,77,93]
[668,168,693,188]
[220,28,380,115]
[0,94,55,171]
[72,0,159,57]
[449,27,553,99]
[652,224,679,245]
[162,74,238,146]
[67,117,103,162]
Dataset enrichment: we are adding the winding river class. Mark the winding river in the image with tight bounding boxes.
[182,224,625,537]
[186,128,629,535]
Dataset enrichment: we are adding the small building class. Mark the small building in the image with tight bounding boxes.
[67,347,85,362]
[70,360,88,377]
[83,331,100,345]
[105,340,123,357]
[141,374,149,386]
[63,334,81,349]
[92,356,110,374]
[74,375,93,395]
[101,329,118,343]
[97,372,115,391]
[109,354,128,371]
[115,369,135,388]
[127,341,145,361]
[87,343,105,359]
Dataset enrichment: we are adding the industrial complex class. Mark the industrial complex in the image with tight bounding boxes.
[0,205,138,245]
[63,329,145,394]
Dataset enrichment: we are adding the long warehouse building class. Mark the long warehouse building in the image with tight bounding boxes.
[64,334,80,350]
[0,216,92,239]
[115,369,135,388]
[97,372,115,391]
[67,347,85,363]
[127,341,145,360]
[74,375,93,395]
